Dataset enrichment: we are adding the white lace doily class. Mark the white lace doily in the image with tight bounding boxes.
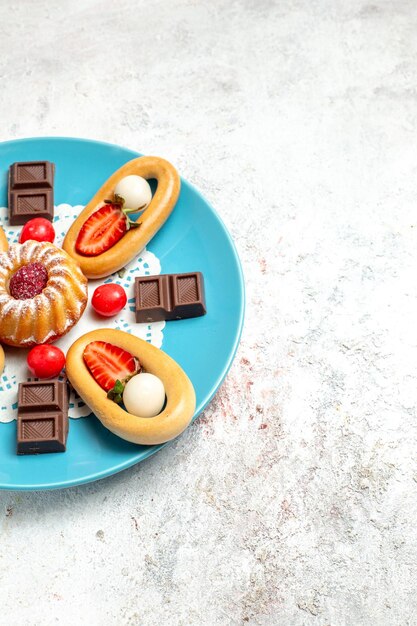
[0,204,165,423]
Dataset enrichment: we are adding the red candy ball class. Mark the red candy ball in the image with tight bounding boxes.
[19,218,55,244]
[91,284,127,317]
[27,345,66,379]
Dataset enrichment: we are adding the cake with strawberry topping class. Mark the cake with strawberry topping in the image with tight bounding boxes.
[0,240,88,347]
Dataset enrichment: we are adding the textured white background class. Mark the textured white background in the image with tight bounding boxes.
[1,1,417,625]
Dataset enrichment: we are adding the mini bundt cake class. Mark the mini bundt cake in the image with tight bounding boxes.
[0,240,88,347]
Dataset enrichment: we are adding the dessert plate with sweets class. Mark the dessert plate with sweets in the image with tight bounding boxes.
[0,137,244,491]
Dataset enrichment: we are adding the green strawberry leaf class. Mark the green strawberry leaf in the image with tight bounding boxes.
[107,379,125,404]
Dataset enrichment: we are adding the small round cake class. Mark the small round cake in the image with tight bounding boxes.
[0,240,88,347]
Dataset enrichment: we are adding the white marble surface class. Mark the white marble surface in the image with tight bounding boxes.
[1,1,417,624]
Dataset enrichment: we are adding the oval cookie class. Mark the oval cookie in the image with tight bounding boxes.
[63,156,180,279]
[66,329,196,445]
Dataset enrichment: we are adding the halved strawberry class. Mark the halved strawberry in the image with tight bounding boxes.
[75,204,126,256]
[83,341,140,392]
[75,200,141,257]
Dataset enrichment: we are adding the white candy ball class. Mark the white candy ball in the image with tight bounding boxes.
[114,175,152,210]
[123,373,166,417]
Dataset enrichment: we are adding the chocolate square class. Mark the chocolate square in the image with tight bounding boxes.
[171,273,206,319]
[10,161,54,189]
[17,413,67,455]
[134,272,206,323]
[9,189,53,225]
[18,380,67,412]
[134,275,170,323]
[16,380,69,455]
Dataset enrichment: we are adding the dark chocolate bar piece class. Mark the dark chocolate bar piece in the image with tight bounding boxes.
[8,189,54,225]
[8,161,55,225]
[135,272,206,323]
[16,380,68,455]
[18,379,67,411]
[10,161,54,189]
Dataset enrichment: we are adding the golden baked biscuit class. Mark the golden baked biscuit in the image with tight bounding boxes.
[63,156,180,279]
[66,329,196,445]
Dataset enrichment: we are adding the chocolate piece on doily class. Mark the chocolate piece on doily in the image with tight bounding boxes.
[16,379,68,455]
[8,161,55,225]
[134,272,206,323]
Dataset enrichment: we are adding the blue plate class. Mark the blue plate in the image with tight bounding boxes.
[0,137,245,490]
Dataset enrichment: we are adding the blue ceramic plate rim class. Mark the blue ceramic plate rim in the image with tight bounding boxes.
[0,137,245,491]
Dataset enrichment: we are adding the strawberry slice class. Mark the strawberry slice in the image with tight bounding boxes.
[83,341,140,392]
[75,200,141,257]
